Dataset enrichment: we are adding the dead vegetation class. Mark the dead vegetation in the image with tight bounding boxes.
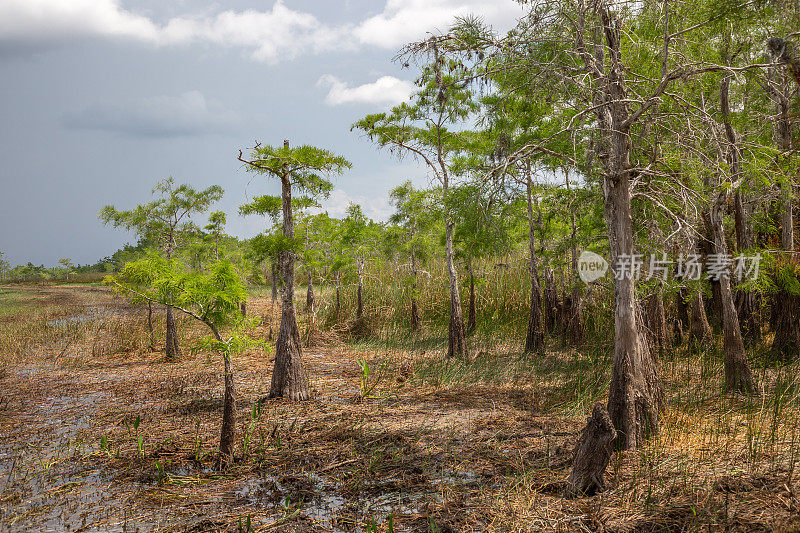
[0,285,799,532]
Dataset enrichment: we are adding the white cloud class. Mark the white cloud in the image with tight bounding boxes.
[157,4,349,62]
[317,189,393,221]
[0,0,160,44]
[353,0,526,49]
[0,1,527,61]
[0,0,349,62]
[63,90,241,137]
[317,74,415,106]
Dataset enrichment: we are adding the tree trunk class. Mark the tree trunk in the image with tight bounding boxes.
[711,191,758,395]
[411,300,421,331]
[769,68,799,361]
[445,221,467,358]
[431,41,467,359]
[271,262,279,302]
[543,268,559,334]
[720,69,763,348]
[565,170,584,346]
[643,289,668,356]
[733,192,761,346]
[566,290,584,346]
[410,251,421,331]
[239,300,247,317]
[700,217,723,331]
[165,306,181,361]
[604,166,661,450]
[147,301,155,349]
[306,273,314,314]
[673,287,690,346]
[772,291,800,361]
[598,18,661,448]
[210,325,236,470]
[568,402,617,496]
[466,262,476,335]
[269,141,310,401]
[689,289,713,348]
[524,177,544,353]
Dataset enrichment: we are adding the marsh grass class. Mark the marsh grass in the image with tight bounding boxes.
[1,284,799,531]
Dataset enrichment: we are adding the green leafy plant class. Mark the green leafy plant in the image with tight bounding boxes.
[356,358,395,400]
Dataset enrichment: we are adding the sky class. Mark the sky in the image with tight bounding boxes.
[0,0,527,267]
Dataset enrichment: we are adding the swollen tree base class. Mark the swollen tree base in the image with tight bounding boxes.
[568,402,617,496]
[269,301,310,401]
[447,308,468,359]
[606,326,661,450]
[524,298,544,354]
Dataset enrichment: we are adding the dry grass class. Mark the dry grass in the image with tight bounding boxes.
[0,285,798,532]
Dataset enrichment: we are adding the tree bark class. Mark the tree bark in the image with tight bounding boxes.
[604,164,661,449]
[210,325,236,469]
[410,251,421,331]
[445,221,467,358]
[568,402,617,496]
[147,301,155,349]
[566,288,584,347]
[565,170,584,346]
[733,192,761,346]
[769,67,799,361]
[711,191,758,395]
[524,179,544,353]
[543,268,559,335]
[643,289,668,356]
[271,262,279,302]
[719,71,762,348]
[689,289,713,348]
[306,273,314,314]
[772,291,800,361]
[598,10,661,449]
[673,287,690,346]
[466,261,476,335]
[699,218,723,331]
[269,140,310,401]
[165,306,181,361]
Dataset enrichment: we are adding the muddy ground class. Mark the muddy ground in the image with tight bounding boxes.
[0,285,799,532]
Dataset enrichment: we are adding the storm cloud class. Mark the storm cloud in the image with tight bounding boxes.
[62,91,241,138]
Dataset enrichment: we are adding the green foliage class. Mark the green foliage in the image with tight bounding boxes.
[112,256,245,327]
[386,181,439,265]
[447,184,516,263]
[239,143,350,197]
[239,195,319,219]
[352,48,479,186]
[100,177,224,256]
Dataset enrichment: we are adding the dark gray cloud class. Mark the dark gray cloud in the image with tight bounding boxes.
[62,90,241,137]
[0,1,526,266]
